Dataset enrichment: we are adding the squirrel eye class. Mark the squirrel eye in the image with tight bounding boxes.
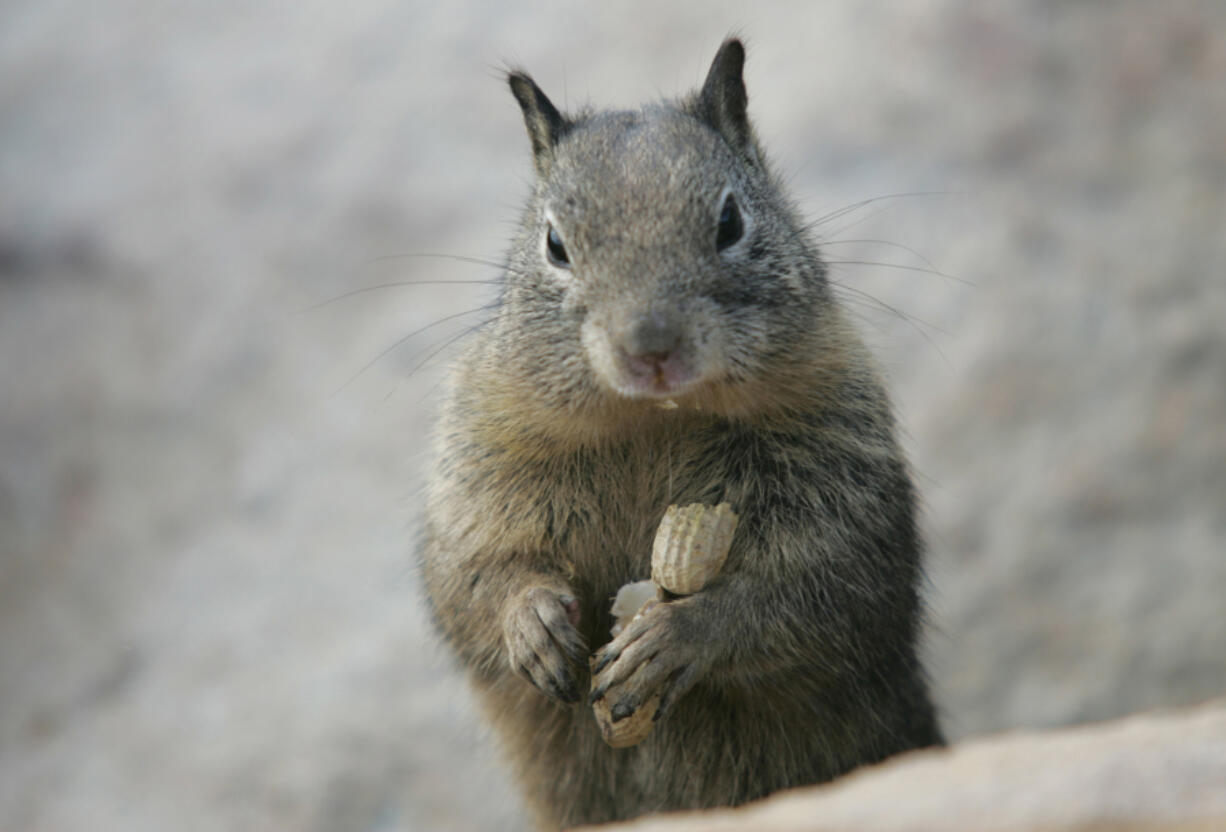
[545,224,570,267]
[716,193,744,251]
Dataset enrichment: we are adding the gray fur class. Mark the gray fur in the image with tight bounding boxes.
[420,38,943,830]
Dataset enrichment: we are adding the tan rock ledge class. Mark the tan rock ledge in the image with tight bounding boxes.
[584,698,1226,832]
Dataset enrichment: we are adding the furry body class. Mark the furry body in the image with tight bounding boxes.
[420,40,942,830]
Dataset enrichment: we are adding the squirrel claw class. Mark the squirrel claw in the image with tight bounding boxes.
[591,649,617,676]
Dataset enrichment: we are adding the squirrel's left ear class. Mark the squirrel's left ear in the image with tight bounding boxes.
[694,38,754,159]
[508,71,571,177]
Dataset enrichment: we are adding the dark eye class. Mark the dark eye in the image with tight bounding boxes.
[716,193,744,251]
[545,224,570,267]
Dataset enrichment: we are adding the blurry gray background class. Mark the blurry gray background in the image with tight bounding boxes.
[1,2,1223,830]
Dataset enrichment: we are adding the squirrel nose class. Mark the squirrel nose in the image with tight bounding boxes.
[625,311,682,362]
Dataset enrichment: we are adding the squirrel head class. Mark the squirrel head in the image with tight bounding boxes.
[496,39,840,425]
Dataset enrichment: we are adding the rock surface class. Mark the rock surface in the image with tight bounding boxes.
[1,2,1223,830]
[589,699,1226,832]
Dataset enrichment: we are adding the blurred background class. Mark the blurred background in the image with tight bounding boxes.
[1,1,1223,830]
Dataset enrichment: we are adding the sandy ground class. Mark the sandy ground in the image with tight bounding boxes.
[1,2,1223,830]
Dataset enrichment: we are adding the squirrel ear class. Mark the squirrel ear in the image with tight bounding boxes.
[694,38,754,158]
[508,71,570,176]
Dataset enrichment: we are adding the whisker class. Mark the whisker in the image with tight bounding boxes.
[823,259,971,287]
[819,203,906,241]
[378,314,494,408]
[414,314,506,404]
[305,280,502,312]
[366,252,518,273]
[804,191,962,232]
[829,280,947,336]
[331,302,500,396]
[828,280,950,364]
[303,249,520,312]
[408,310,504,380]
[821,238,942,273]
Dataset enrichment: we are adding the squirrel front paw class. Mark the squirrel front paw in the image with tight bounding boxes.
[588,596,712,725]
[503,586,586,704]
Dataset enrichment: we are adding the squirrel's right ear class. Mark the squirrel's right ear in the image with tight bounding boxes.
[509,72,570,177]
[694,38,757,163]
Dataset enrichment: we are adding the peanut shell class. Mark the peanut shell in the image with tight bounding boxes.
[650,502,738,595]
[592,693,661,748]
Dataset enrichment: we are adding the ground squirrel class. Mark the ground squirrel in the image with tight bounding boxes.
[420,39,943,830]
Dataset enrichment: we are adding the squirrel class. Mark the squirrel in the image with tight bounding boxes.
[420,38,943,830]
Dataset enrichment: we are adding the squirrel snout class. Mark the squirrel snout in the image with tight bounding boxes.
[608,310,698,395]
[584,305,714,398]
[625,312,683,363]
